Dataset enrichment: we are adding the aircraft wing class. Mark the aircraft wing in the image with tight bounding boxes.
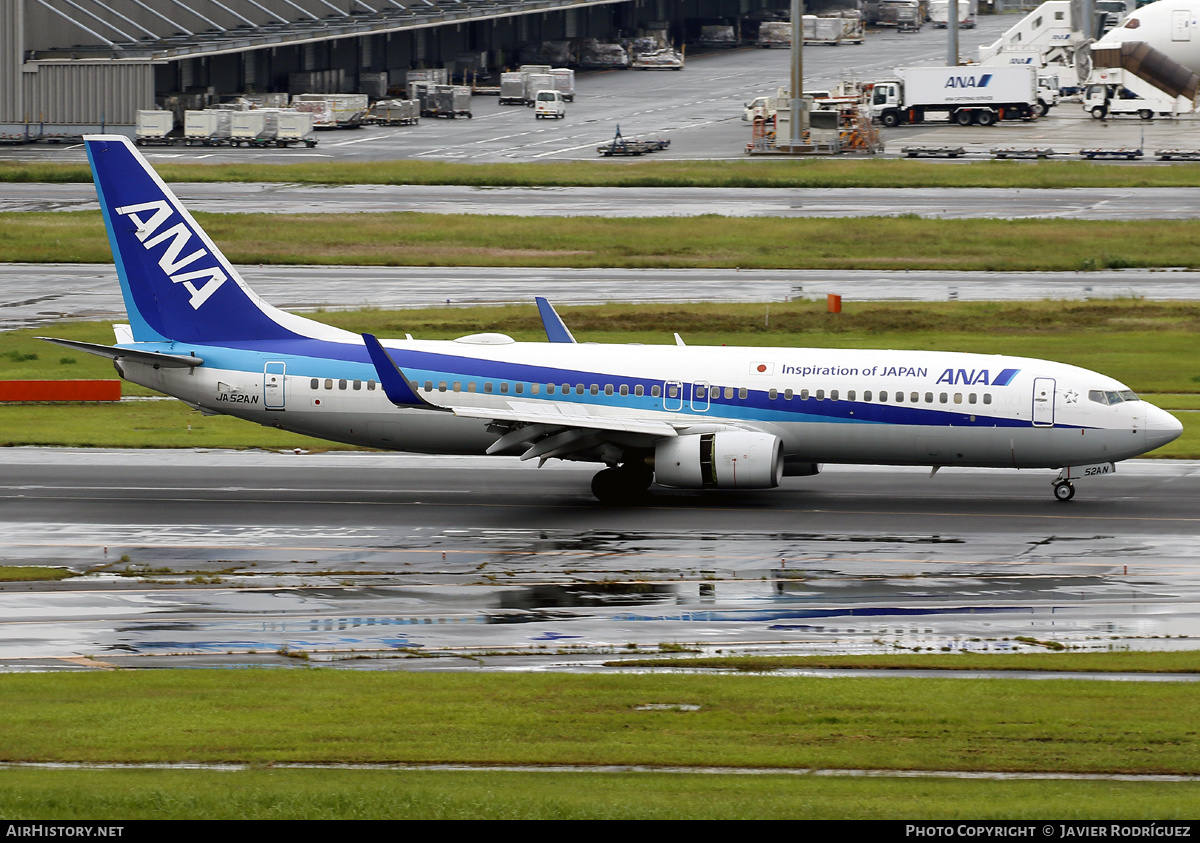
[452,402,679,437]
[454,402,678,462]
[363,332,681,462]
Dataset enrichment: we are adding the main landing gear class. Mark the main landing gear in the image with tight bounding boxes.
[591,464,654,504]
[1052,480,1076,502]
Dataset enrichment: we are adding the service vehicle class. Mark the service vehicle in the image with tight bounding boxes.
[534,89,566,118]
[868,65,1040,126]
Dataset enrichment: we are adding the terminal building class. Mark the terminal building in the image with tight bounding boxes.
[1,0,796,137]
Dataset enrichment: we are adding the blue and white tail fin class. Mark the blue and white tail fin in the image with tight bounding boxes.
[85,134,351,345]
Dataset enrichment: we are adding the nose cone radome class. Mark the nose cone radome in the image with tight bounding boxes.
[1145,404,1184,452]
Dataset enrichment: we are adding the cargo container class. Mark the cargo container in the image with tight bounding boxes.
[757,21,791,48]
[275,112,317,147]
[291,93,369,127]
[134,110,175,146]
[875,0,922,31]
[631,48,685,70]
[868,65,1040,126]
[550,68,575,102]
[499,72,527,105]
[803,15,844,45]
[366,99,419,125]
[183,109,232,145]
[699,25,738,47]
[929,0,978,28]
[230,110,280,146]
[524,73,555,104]
[406,68,448,98]
[419,85,472,118]
[576,39,629,69]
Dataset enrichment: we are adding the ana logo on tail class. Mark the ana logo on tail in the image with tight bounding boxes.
[115,200,227,309]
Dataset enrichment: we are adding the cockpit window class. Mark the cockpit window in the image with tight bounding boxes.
[1089,389,1140,406]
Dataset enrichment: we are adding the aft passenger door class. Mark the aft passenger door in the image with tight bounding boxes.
[1032,377,1055,426]
[264,362,286,410]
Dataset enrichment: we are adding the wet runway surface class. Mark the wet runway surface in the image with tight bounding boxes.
[11,182,1200,219]
[2,449,1198,672]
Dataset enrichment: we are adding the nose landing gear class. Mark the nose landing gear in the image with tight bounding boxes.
[1052,480,1075,502]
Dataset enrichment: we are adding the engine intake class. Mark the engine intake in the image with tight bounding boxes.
[654,431,784,489]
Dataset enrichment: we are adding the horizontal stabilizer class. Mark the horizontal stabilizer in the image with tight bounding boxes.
[37,337,203,368]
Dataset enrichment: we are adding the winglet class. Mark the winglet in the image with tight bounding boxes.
[362,333,433,408]
[535,296,576,344]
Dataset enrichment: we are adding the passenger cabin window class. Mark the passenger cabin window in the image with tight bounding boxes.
[310,379,319,389]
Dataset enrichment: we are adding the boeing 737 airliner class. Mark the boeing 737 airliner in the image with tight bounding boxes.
[41,135,1183,503]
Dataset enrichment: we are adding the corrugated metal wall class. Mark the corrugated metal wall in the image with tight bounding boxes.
[20,62,155,124]
[0,0,24,122]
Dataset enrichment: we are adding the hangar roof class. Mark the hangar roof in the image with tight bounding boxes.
[29,0,620,60]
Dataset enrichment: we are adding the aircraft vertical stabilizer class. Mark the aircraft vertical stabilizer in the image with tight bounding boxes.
[84,134,351,345]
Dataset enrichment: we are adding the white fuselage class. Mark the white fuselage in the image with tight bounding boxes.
[116,336,1174,471]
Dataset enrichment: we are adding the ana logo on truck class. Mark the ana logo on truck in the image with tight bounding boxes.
[944,74,993,88]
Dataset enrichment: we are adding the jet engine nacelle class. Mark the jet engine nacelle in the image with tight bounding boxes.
[654,431,784,489]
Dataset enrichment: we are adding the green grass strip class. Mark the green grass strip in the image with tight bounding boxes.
[2,768,1199,820]
[2,671,1199,775]
[7,211,1200,270]
[8,157,1200,189]
[0,566,77,582]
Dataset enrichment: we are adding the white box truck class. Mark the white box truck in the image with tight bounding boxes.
[868,65,1039,127]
